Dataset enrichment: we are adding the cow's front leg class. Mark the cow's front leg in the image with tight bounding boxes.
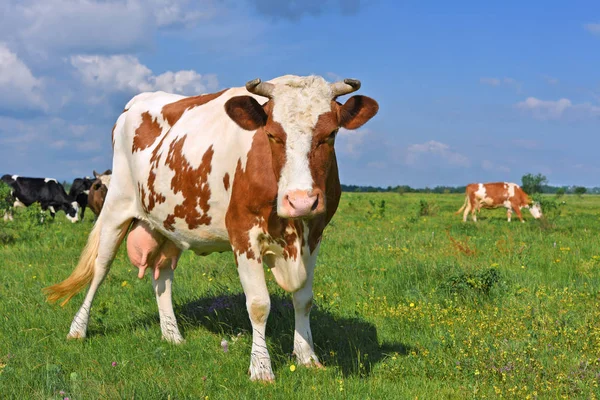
[292,251,321,367]
[237,254,274,382]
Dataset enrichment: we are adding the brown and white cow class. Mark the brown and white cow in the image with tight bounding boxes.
[456,182,542,222]
[44,75,378,382]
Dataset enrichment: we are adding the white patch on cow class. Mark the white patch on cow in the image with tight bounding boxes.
[48,205,56,214]
[84,190,90,195]
[44,177,57,183]
[475,183,487,199]
[507,183,516,197]
[271,76,332,208]
[503,200,512,208]
[11,175,18,180]
[64,202,80,223]
[99,174,111,187]
[13,199,25,208]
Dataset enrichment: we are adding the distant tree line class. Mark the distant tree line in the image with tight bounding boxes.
[342,173,596,194]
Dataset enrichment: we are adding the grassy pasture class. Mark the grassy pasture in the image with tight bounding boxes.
[1,193,600,399]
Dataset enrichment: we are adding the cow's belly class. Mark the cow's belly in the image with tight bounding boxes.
[141,211,232,255]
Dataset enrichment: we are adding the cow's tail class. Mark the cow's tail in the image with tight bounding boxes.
[455,196,469,215]
[44,216,104,306]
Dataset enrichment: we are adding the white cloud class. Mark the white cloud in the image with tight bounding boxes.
[71,55,218,95]
[584,23,600,35]
[150,0,218,27]
[0,42,46,110]
[480,77,500,86]
[0,0,220,57]
[480,76,521,92]
[405,140,470,167]
[336,128,373,158]
[516,97,600,120]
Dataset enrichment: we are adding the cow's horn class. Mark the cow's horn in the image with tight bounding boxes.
[331,79,361,97]
[246,78,275,98]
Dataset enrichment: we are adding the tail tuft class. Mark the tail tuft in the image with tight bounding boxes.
[43,220,102,306]
[455,196,468,215]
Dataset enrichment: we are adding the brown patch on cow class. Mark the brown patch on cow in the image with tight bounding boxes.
[223,173,230,191]
[164,135,213,230]
[249,300,269,324]
[267,217,302,261]
[282,222,300,261]
[161,89,228,126]
[138,183,149,213]
[262,102,287,180]
[307,152,341,253]
[163,214,176,231]
[146,134,171,212]
[132,112,162,153]
[226,132,278,261]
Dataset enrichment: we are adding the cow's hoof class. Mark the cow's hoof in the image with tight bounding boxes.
[248,357,275,383]
[67,331,86,340]
[295,352,323,369]
[162,335,185,345]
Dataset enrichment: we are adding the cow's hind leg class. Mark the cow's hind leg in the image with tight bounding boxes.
[292,247,322,368]
[237,254,274,382]
[153,261,184,344]
[462,200,472,222]
[67,215,132,339]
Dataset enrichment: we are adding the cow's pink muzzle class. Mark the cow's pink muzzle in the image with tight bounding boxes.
[280,189,325,219]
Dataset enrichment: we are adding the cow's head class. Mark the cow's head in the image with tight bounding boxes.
[225,75,378,219]
[529,202,542,219]
[63,201,80,223]
[93,169,112,188]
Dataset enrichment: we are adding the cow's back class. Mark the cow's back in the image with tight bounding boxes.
[113,88,259,252]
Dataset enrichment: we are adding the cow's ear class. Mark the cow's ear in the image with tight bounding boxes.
[225,96,268,131]
[339,95,379,130]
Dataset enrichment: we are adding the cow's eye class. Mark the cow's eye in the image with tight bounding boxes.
[266,132,282,144]
[321,129,338,145]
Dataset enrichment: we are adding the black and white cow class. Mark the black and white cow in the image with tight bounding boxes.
[2,175,79,222]
[69,177,94,221]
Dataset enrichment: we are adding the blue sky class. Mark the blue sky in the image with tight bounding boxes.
[0,0,598,188]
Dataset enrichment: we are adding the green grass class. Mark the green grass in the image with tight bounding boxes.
[1,193,600,399]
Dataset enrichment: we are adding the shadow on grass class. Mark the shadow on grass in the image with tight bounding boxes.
[136,293,411,377]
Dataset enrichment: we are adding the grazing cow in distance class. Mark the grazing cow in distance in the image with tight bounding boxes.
[87,169,112,218]
[69,177,94,221]
[456,182,542,222]
[1,175,79,222]
[44,75,379,382]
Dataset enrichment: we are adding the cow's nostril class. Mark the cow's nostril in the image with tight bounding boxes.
[285,195,296,210]
[311,196,319,211]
